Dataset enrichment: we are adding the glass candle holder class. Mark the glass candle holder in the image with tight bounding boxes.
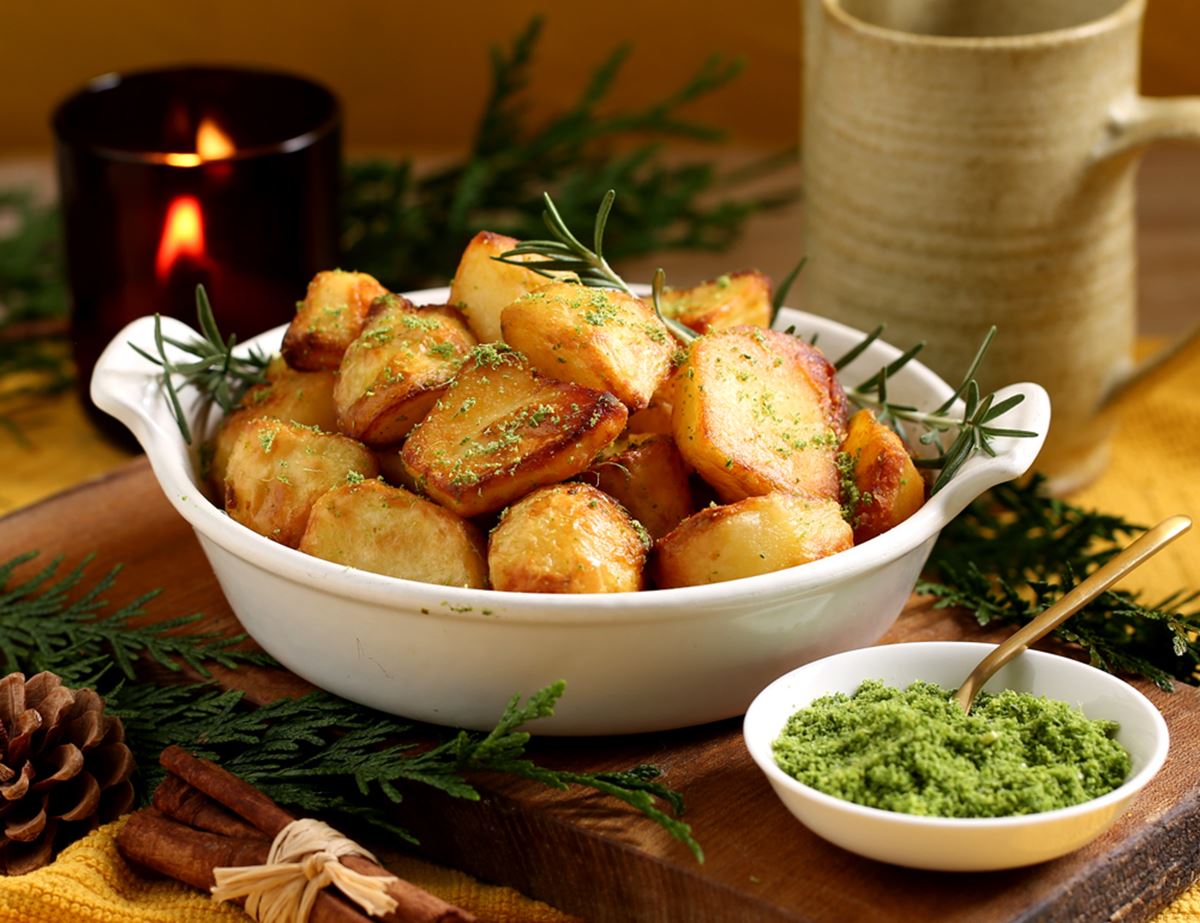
[52,66,341,430]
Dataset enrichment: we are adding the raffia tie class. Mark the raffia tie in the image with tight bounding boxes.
[210,818,400,922]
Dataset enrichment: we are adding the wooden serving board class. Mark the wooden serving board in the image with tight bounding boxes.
[5,457,1200,922]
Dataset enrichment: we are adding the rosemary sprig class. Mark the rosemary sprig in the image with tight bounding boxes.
[496,189,698,345]
[836,325,1037,493]
[919,475,1200,690]
[129,285,269,444]
[0,552,701,860]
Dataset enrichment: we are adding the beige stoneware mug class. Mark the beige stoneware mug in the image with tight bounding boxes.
[802,0,1200,490]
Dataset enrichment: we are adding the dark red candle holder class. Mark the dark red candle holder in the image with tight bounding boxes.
[52,65,341,429]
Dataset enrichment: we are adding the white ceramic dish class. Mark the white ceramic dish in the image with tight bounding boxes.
[743,641,1169,871]
[91,288,1049,735]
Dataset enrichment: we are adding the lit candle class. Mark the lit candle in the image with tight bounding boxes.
[52,67,341,438]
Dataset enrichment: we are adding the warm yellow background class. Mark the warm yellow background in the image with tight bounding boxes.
[1,0,1198,155]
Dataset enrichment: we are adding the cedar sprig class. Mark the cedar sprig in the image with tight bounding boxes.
[918,475,1200,689]
[0,552,702,859]
[129,285,270,444]
[0,551,273,687]
[833,325,1038,493]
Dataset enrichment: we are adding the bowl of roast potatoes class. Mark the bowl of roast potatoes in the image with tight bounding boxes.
[92,231,1048,734]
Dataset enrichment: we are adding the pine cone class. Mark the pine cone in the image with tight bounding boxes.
[0,672,135,874]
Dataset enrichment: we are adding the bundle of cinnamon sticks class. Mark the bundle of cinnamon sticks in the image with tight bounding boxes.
[117,745,474,923]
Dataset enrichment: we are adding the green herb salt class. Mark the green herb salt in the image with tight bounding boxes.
[772,679,1131,818]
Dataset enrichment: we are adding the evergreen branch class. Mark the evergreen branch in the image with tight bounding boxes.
[918,475,1200,690]
[0,553,701,859]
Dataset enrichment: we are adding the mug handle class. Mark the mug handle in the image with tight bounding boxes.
[1097,93,1200,158]
[1092,92,1200,411]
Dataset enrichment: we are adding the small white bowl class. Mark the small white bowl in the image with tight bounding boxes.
[743,642,1169,871]
[91,290,1049,735]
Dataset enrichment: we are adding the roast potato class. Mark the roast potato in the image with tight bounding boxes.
[501,282,675,411]
[281,270,388,371]
[654,493,852,588]
[299,479,487,587]
[627,365,683,436]
[673,327,848,502]
[224,417,378,547]
[488,483,648,593]
[448,231,571,343]
[839,409,926,542]
[657,270,773,334]
[582,433,694,540]
[204,356,337,497]
[400,345,627,517]
[334,295,477,446]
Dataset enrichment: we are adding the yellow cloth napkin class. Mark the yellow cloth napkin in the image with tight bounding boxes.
[0,817,577,923]
[0,336,1198,920]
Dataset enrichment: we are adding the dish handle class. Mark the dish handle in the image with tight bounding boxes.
[89,314,210,459]
[922,381,1051,526]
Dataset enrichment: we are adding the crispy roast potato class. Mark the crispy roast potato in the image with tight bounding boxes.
[627,365,683,436]
[448,232,571,343]
[488,483,648,593]
[334,295,477,446]
[501,282,675,411]
[840,409,925,542]
[204,356,338,496]
[654,493,852,588]
[400,345,627,517]
[281,270,389,371]
[224,418,378,547]
[658,271,773,335]
[582,433,694,540]
[299,479,487,587]
[673,327,848,502]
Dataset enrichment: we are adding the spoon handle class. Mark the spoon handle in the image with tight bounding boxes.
[953,514,1192,712]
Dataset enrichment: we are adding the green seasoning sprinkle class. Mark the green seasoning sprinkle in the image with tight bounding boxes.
[772,680,1131,818]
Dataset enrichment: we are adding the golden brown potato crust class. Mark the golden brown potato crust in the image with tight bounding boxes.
[448,231,571,343]
[501,282,674,411]
[582,433,694,540]
[488,483,647,593]
[205,356,338,498]
[224,418,378,547]
[334,296,477,446]
[673,327,849,503]
[400,345,627,517]
[281,270,389,371]
[658,270,773,335]
[299,479,487,587]
[840,409,926,542]
[653,493,852,588]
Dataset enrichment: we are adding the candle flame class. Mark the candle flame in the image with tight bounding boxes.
[196,118,236,160]
[156,196,207,281]
[162,117,236,167]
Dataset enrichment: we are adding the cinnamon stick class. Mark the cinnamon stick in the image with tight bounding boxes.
[117,809,370,923]
[158,746,475,923]
[153,773,264,840]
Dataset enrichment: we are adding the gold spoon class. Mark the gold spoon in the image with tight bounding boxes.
[954,514,1192,713]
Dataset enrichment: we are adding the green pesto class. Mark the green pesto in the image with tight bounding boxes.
[772,680,1131,818]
